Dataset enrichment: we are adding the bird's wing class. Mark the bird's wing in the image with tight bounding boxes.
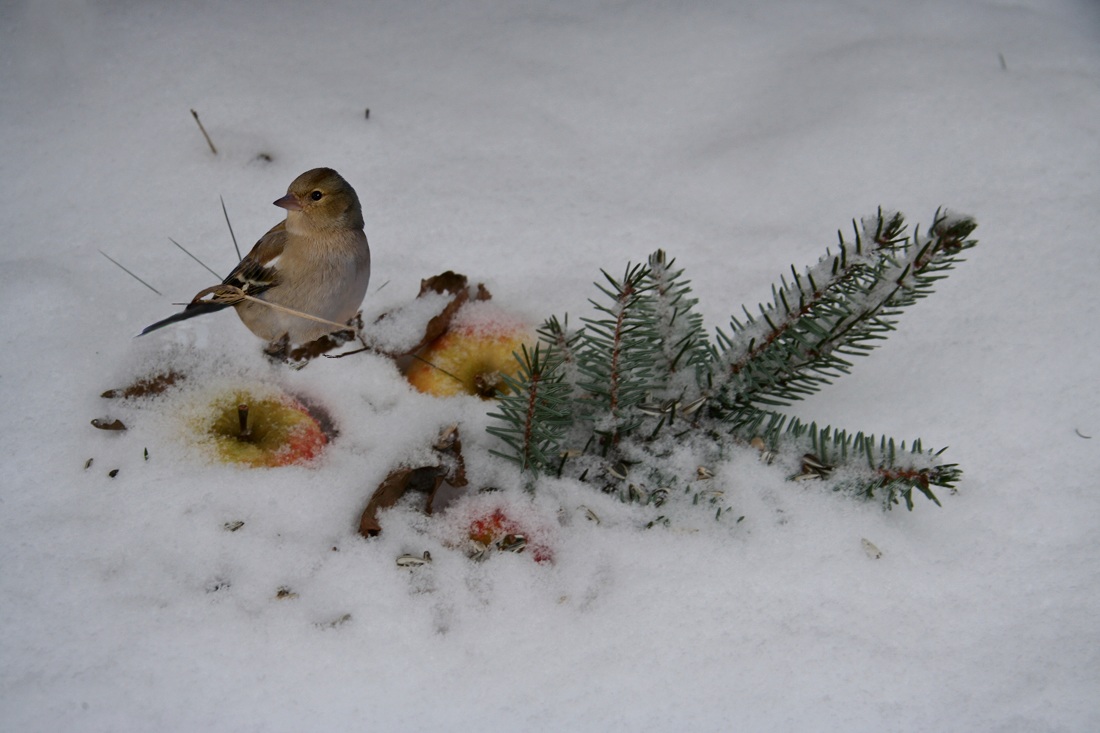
[139,221,291,337]
[215,221,288,299]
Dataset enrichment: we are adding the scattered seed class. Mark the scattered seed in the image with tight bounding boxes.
[396,551,432,568]
[680,396,707,416]
[861,538,883,559]
[695,489,724,504]
[607,462,629,480]
[498,534,527,553]
[91,418,127,431]
[469,542,491,563]
[797,453,833,480]
[107,469,119,478]
[318,613,352,629]
[84,458,94,470]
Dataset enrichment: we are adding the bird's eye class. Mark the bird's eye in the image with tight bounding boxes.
[310,190,323,201]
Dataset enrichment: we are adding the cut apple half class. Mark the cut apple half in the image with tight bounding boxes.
[204,390,330,468]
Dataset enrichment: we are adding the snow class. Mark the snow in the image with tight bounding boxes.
[2,0,1099,730]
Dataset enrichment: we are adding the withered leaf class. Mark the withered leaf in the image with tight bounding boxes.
[406,274,493,356]
[418,271,469,297]
[412,287,470,356]
[369,272,493,358]
[101,371,184,399]
[359,465,444,537]
[358,425,469,537]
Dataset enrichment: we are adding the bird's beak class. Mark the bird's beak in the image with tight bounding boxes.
[273,193,302,211]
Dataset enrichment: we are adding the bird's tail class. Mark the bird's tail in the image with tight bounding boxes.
[139,302,231,336]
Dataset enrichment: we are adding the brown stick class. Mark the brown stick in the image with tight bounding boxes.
[237,404,250,440]
[190,109,218,155]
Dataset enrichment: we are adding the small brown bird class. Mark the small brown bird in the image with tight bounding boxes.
[142,168,371,352]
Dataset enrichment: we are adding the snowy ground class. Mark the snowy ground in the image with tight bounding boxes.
[2,1,1099,730]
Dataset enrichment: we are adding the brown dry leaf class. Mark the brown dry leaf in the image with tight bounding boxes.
[407,271,493,356]
[358,425,469,537]
[414,287,470,356]
[101,371,184,399]
[368,271,493,358]
[359,465,443,537]
[418,271,471,298]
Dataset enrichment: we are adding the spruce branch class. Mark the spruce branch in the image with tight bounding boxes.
[537,315,581,364]
[574,262,661,445]
[484,208,978,512]
[643,249,711,403]
[710,209,977,411]
[486,344,572,476]
[728,405,959,509]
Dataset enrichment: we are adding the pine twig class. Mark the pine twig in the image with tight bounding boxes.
[576,262,660,444]
[487,344,572,475]
[99,250,162,295]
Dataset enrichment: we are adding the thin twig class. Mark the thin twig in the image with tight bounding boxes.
[220,195,241,261]
[190,109,218,155]
[192,284,350,330]
[408,352,465,386]
[168,237,222,280]
[99,250,162,295]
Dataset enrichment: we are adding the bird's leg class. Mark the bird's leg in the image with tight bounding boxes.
[263,334,290,362]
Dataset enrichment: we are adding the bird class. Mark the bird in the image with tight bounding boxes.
[141,168,371,356]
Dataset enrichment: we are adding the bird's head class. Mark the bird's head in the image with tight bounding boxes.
[274,168,364,232]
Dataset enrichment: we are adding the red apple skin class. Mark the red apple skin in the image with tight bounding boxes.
[468,508,553,563]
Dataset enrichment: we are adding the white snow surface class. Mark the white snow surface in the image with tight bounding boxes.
[2,1,1099,730]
